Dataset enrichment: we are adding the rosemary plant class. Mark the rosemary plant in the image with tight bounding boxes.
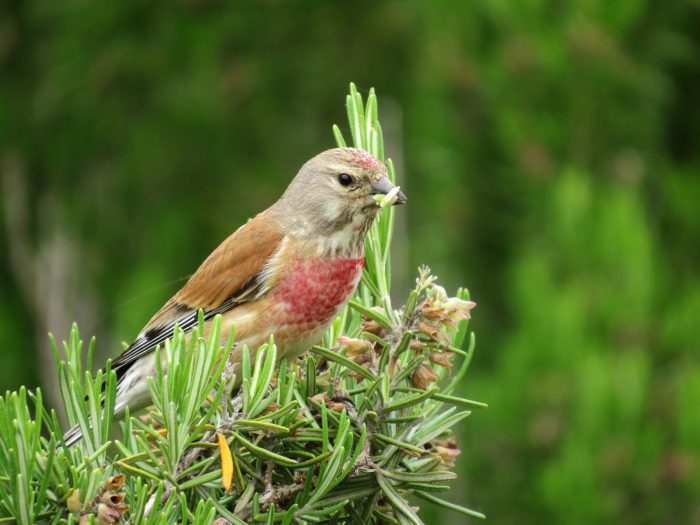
[0,84,485,524]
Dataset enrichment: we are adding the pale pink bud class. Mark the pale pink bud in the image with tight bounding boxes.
[97,503,122,525]
[337,336,371,358]
[444,298,476,321]
[430,437,461,468]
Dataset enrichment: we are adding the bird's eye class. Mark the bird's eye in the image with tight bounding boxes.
[338,173,354,187]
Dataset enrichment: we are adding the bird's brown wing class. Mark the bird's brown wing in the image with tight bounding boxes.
[111,212,284,375]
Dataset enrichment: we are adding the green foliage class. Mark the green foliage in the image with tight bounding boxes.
[0,85,482,524]
[466,165,700,524]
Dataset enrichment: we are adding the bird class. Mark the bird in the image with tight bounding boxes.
[62,147,405,446]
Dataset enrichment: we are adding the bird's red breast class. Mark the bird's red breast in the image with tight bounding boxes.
[274,256,364,327]
[215,253,364,360]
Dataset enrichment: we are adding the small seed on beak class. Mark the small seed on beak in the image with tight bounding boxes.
[371,176,407,206]
[374,185,403,208]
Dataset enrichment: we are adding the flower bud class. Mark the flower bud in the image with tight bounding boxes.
[310,392,330,404]
[418,322,441,342]
[411,363,439,389]
[337,336,371,358]
[66,489,81,513]
[428,351,453,368]
[444,298,476,321]
[97,503,121,525]
[430,437,461,468]
[105,475,125,491]
[428,284,448,303]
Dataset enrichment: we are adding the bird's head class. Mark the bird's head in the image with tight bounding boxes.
[274,148,405,253]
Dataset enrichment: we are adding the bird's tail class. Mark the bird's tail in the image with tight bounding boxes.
[59,395,132,448]
[61,424,85,447]
[59,362,153,448]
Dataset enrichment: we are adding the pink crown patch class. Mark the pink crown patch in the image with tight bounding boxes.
[350,150,384,170]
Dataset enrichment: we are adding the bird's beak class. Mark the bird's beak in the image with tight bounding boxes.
[371,176,407,205]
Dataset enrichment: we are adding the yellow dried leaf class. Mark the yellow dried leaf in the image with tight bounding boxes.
[147,428,168,442]
[217,432,233,492]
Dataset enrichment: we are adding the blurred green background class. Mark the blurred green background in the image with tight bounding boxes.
[2,1,699,523]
